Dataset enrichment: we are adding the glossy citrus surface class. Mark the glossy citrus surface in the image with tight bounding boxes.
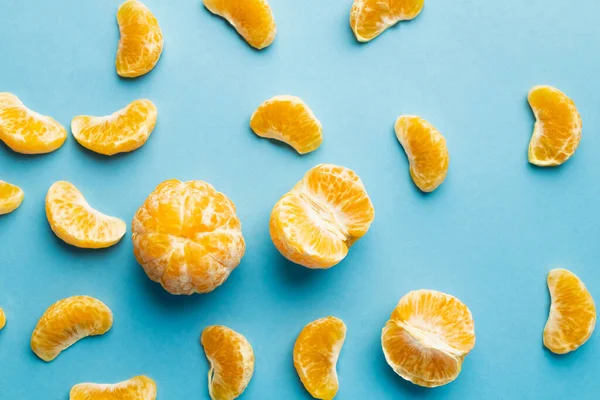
[70,376,157,400]
[350,0,424,42]
[31,296,113,362]
[0,180,24,215]
[0,308,6,330]
[201,326,254,400]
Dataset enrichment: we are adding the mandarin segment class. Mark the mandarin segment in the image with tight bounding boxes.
[270,164,374,269]
[544,269,596,354]
[294,317,346,400]
[70,375,157,400]
[46,181,126,249]
[250,95,323,154]
[201,326,254,400]
[528,86,582,166]
[31,296,113,362]
[395,116,449,192]
[203,0,276,49]
[116,0,164,78]
[0,181,24,215]
[0,92,66,154]
[132,180,246,295]
[350,0,424,42]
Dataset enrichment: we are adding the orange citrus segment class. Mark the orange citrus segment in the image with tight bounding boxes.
[0,92,66,154]
[116,0,164,78]
[382,290,475,387]
[0,308,6,330]
[350,0,424,42]
[31,296,113,362]
[528,86,582,166]
[544,268,596,354]
[203,0,276,50]
[270,164,375,269]
[395,116,449,192]
[250,95,322,154]
[70,376,157,400]
[293,317,346,400]
[71,99,157,156]
[201,326,254,400]
[0,180,24,215]
[132,180,246,295]
[46,181,126,249]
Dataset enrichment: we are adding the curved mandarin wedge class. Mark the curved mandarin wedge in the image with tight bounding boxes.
[528,86,582,166]
[0,93,66,154]
[395,116,449,192]
[250,95,323,154]
[350,0,424,42]
[70,376,157,400]
[31,296,113,362]
[294,317,346,400]
[381,290,475,387]
[203,0,276,50]
[270,164,375,269]
[132,180,245,295]
[46,182,126,249]
[116,0,164,78]
[201,326,254,400]
[544,269,596,354]
[0,181,24,215]
[71,99,157,156]
[0,308,5,330]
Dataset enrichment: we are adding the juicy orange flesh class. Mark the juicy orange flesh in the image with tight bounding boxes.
[395,116,449,192]
[544,269,596,354]
[0,181,24,215]
[132,180,245,295]
[350,0,424,42]
[203,0,276,49]
[70,376,157,400]
[0,308,6,330]
[528,86,581,166]
[31,296,113,362]
[294,317,346,400]
[250,96,322,154]
[201,326,254,400]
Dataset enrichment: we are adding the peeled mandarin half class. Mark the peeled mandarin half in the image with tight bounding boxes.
[0,92,66,154]
[71,99,157,156]
[116,0,164,78]
[350,0,424,42]
[395,116,449,192]
[0,308,6,330]
[31,296,113,362]
[132,180,245,295]
[528,86,582,166]
[382,290,475,387]
[0,181,24,215]
[270,164,375,269]
[250,95,323,154]
[294,317,346,400]
[201,326,254,400]
[544,269,596,354]
[203,0,276,50]
[46,181,126,249]
[70,376,157,400]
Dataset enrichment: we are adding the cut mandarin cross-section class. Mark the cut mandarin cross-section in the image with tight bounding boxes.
[381,290,476,387]
[46,181,126,249]
[544,268,596,354]
[31,296,113,362]
[350,0,424,42]
[395,115,449,192]
[201,326,254,400]
[203,0,276,50]
[116,0,164,78]
[270,164,375,269]
[71,99,157,156]
[0,181,24,215]
[0,92,66,154]
[528,86,582,166]
[70,375,157,400]
[250,95,323,154]
[294,317,346,400]
[0,308,5,330]
[132,180,246,295]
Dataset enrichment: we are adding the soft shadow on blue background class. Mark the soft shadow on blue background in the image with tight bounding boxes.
[1,0,600,398]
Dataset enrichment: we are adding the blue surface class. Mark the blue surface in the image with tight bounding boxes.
[1,0,600,398]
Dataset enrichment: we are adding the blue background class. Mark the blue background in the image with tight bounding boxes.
[1,0,599,398]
